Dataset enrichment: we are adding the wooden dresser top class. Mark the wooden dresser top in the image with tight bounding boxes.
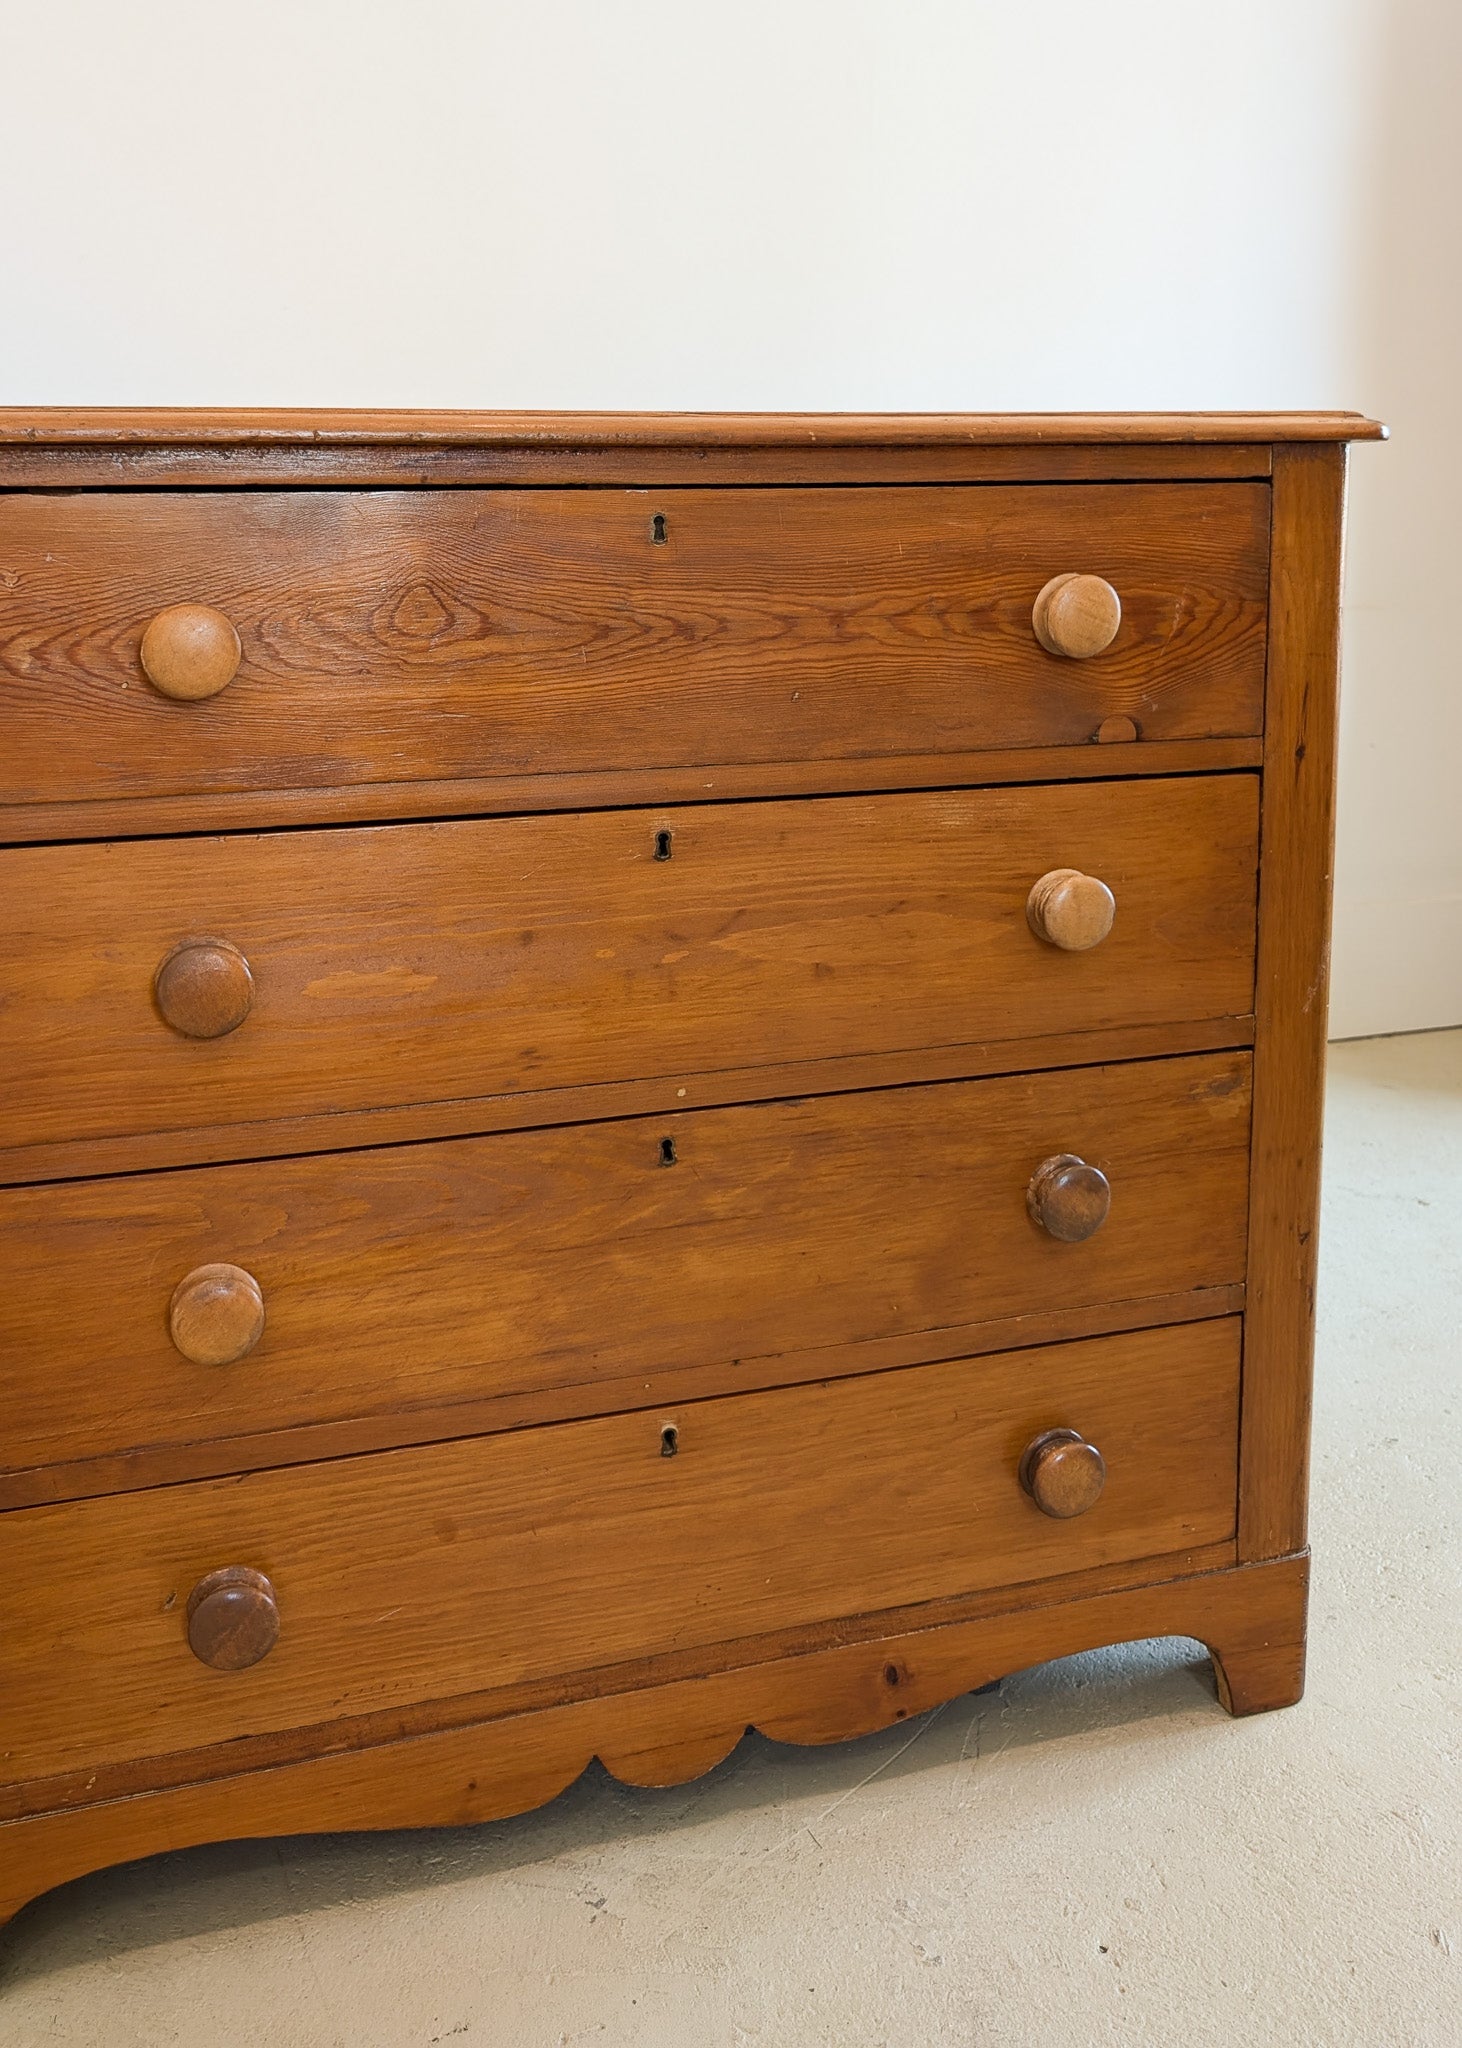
[0,409,1387,447]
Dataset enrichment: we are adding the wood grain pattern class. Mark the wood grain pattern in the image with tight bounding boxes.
[0,1550,1306,1928]
[0,485,1270,809]
[0,1051,1252,1484]
[1239,445,1348,1560]
[0,777,1259,1160]
[0,1320,1241,1787]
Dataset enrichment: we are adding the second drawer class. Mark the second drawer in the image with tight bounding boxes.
[0,1051,1251,1489]
[0,775,1258,1165]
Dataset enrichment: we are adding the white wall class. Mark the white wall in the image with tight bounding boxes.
[1331,1,1462,1036]
[0,1,1453,1035]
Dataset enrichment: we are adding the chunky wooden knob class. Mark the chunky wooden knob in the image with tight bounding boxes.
[1020,1429,1106,1519]
[140,603,242,701]
[1026,869,1116,952]
[170,1263,266,1366]
[186,1566,280,1671]
[154,938,254,1038]
[1027,1154,1111,1243]
[1032,573,1121,658]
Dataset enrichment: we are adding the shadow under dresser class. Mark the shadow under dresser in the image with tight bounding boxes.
[0,407,1383,1923]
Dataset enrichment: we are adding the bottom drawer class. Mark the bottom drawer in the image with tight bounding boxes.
[0,1319,1240,1787]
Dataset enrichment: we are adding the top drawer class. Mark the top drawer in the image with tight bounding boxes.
[0,484,1269,815]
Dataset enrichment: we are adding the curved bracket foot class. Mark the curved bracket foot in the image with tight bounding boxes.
[1209,1633,1306,1716]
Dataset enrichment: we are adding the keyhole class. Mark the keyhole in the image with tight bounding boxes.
[651,512,668,544]
[659,1136,677,1166]
[654,828,673,861]
[660,1423,679,1457]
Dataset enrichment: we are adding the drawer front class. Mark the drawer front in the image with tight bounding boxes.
[0,776,1258,1157]
[0,484,1269,809]
[0,1052,1251,1480]
[0,1320,1241,1783]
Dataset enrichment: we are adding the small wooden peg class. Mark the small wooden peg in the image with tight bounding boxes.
[140,603,242,701]
[1027,1154,1112,1242]
[169,1263,266,1366]
[185,1566,280,1671]
[1019,1430,1106,1519]
[1031,574,1121,658]
[1026,869,1116,952]
[154,939,254,1039]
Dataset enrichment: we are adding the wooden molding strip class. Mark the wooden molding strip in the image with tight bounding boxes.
[0,443,1280,489]
[0,408,1386,446]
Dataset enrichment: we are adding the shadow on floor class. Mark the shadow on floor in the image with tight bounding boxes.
[0,1634,1224,1989]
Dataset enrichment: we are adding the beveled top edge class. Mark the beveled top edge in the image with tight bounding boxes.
[0,409,1387,447]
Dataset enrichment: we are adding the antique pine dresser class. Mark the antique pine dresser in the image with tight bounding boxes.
[0,409,1382,1923]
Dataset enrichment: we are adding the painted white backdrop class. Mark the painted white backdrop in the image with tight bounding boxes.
[1,1,1454,1035]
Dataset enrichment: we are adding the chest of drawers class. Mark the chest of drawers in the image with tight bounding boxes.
[0,409,1381,1924]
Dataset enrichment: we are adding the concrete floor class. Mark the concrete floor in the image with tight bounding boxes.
[3,1030,1459,2047]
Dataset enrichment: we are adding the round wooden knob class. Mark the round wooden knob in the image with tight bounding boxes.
[169,1263,266,1366]
[154,938,254,1038]
[1032,573,1121,658]
[186,1566,280,1671]
[140,603,242,701]
[1027,1154,1111,1242]
[1020,1429,1106,1519]
[1026,869,1116,952]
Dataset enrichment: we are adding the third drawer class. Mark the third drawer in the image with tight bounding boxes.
[0,1050,1251,1494]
